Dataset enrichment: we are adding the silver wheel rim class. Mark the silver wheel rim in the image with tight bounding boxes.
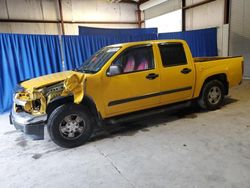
[208,86,221,105]
[59,114,85,140]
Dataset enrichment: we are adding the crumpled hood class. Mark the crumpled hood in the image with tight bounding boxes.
[20,71,85,89]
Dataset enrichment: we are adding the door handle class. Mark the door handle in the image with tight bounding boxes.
[181,68,192,74]
[146,73,159,80]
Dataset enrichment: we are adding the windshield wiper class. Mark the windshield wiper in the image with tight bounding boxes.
[74,68,81,72]
[81,69,96,73]
[74,67,95,73]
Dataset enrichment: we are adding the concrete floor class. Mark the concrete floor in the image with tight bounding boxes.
[0,81,250,188]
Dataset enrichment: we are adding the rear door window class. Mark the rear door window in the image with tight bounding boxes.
[158,43,187,67]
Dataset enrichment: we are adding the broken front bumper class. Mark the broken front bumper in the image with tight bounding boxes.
[9,110,47,140]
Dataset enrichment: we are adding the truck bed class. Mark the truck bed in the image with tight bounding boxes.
[193,55,243,97]
[194,56,242,63]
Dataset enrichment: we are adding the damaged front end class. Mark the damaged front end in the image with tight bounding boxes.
[10,73,86,140]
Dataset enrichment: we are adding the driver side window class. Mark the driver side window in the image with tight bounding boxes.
[112,45,154,74]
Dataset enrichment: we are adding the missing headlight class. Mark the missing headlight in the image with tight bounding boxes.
[32,99,41,111]
[15,104,24,112]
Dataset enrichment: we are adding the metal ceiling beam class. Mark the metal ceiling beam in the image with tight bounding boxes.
[137,3,142,28]
[224,0,229,24]
[118,0,150,5]
[0,18,138,25]
[183,0,216,10]
[58,0,65,35]
[182,0,186,31]
[138,0,150,5]
[119,0,137,4]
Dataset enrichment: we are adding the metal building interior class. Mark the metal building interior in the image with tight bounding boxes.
[0,0,249,187]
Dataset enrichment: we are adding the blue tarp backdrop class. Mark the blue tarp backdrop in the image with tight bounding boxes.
[0,34,62,113]
[158,28,218,57]
[0,27,217,113]
[63,27,158,70]
[79,26,158,36]
[0,28,158,113]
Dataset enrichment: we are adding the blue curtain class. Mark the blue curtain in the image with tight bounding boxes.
[0,27,218,113]
[62,35,108,70]
[0,34,62,113]
[0,30,157,113]
[63,27,158,70]
[158,28,217,57]
[79,26,158,36]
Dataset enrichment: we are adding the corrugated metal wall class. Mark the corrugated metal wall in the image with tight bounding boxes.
[229,0,250,77]
[144,0,182,20]
[0,0,138,35]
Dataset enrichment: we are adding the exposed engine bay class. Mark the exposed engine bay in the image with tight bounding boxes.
[14,74,86,116]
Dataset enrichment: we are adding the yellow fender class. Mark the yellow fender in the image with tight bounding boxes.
[61,74,86,104]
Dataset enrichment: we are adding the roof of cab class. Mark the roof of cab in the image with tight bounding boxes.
[107,39,186,48]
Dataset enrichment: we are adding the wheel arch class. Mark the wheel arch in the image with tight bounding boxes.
[46,95,103,126]
[46,95,74,119]
[80,95,103,121]
[197,73,229,98]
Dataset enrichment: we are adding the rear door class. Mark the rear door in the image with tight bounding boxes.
[157,42,195,104]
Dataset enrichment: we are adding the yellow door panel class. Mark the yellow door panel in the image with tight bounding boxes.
[102,70,160,117]
[159,65,194,103]
[102,45,161,117]
[156,42,195,104]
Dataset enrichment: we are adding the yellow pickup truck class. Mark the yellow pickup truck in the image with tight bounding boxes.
[10,40,244,148]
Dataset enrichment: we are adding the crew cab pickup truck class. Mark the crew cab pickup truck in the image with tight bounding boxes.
[10,40,244,148]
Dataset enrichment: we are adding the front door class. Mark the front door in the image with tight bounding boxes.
[102,45,161,117]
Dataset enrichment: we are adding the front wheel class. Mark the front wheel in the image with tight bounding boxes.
[47,104,94,148]
[198,80,225,110]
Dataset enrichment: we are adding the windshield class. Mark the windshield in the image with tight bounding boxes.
[77,47,121,73]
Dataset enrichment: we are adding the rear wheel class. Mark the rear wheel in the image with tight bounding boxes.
[47,104,94,148]
[198,80,225,110]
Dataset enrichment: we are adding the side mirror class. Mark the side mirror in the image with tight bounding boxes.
[107,65,121,76]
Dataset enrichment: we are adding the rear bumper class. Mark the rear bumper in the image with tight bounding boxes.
[9,110,47,140]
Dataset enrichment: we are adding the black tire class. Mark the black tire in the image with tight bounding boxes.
[47,103,94,148]
[198,80,225,110]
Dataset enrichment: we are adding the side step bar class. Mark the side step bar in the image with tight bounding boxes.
[105,101,192,125]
